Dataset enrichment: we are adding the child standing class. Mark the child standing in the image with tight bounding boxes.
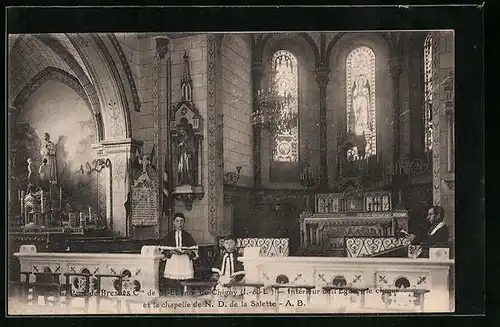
[159,213,199,291]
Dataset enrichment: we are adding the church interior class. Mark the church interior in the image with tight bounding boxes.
[7,31,456,314]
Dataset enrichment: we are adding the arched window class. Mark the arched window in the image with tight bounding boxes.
[346,46,376,161]
[424,33,434,152]
[271,50,299,163]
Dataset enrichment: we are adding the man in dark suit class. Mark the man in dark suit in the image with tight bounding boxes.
[402,205,450,254]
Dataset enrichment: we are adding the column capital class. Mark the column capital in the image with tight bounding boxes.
[93,138,143,155]
[251,61,265,76]
[388,57,403,78]
[155,37,170,59]
[315,67,331,87]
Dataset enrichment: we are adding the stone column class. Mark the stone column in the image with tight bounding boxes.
[389,57,404,209]
[389,57,403,167]
[93,139,142,237]
[315,67,330,190]
[251,61,265,189]
[154,36,170,237]
[207,34,225,236]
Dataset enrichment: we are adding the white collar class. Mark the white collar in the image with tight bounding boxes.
[429,221,446,236]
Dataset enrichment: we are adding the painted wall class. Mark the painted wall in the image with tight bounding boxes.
[15,80,102,216]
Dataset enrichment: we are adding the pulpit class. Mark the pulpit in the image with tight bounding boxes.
[299,190,408,256]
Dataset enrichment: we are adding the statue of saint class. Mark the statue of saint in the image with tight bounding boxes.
[40,132,58,185]
[351,75,371,137]
[27,158,33,182]
[176,122,195,186]
[39,158,50,190]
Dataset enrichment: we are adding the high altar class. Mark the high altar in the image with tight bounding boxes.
[300,188,409,257]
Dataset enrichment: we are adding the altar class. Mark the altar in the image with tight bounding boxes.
[300,190,409,256]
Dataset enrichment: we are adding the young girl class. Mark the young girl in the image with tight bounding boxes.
[159,213,199,284]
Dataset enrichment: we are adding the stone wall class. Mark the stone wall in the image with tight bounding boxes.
[221,34,253,187]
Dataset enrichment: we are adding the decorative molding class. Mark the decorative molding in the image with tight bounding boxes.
[346,237,411,258]
[315,67,331,86]
[108,101,126,138]
[107,33,142,112]
[91,34,133,136]
[431,32,441,206]
[155,37,170,59]
[443,173,455,191]
[254,189,307,204]
[112,154,125,185]
[207,34,224,234]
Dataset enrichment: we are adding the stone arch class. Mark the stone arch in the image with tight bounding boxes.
[11,66,105,141]
[33,34,102,117]
[325,33,393,183]
[329,32,391,68]
[65,33,132,140]
[259,33,320,67]
[106,33,141,113]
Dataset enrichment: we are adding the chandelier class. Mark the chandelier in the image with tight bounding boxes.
[252,77,299,135]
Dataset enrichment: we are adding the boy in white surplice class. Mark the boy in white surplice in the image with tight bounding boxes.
[159,213,199,290]
[211,235,245,289]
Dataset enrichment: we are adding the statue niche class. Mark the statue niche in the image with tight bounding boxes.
[170,51,205,210]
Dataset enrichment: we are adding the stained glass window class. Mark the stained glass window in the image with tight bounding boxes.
[346,46,376,161]
[424,33,433,152]
[271,50,299,162]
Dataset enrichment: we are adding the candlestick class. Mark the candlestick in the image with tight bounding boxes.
[79,212,84,227]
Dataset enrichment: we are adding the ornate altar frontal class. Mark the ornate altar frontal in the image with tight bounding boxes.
[300,189,408,257]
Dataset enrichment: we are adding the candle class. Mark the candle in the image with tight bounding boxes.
[89,207,92,222]
[20,190,25,215]
[40,193,45,213]
[79,212,84,227]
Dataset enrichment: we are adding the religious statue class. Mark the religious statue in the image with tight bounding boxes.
[176,120,195,186]
[351,75,371,137]
[39,158,50,190]
[40,132,58,185]
[27,158,33,182]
